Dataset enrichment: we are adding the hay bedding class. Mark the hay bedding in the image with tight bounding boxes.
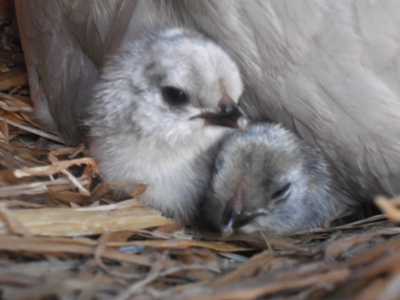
[0,8,400,300]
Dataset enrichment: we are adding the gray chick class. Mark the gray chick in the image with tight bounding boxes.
[86,28,246,224]
[198,123,350,236]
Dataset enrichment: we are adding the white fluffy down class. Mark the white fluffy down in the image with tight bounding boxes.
[87,28,244,222]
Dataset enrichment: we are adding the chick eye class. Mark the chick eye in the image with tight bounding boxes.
[161,86,189,106]
[271,182,291,201]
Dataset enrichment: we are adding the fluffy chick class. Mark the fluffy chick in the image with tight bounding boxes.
[198,123,349,236]
[86,28,246,223]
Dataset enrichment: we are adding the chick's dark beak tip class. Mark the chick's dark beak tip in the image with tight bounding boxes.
[191,104,248,130]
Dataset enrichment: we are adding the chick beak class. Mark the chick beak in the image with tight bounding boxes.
[190,80,248,130]
[221,178,265,237]
[221,178,248,237]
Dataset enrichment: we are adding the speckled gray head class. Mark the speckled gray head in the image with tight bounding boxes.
[86,28,246,223]
[200,123,346,236]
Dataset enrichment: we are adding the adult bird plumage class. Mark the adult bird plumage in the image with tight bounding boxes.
[15,0,400,220]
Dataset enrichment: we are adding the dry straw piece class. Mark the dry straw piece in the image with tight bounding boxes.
[0,199,173,236]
